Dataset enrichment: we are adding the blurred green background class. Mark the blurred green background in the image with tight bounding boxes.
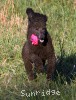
[0,0,76,100]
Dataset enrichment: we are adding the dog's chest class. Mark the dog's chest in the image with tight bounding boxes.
[38,50,47,59]
[33,45,47,59]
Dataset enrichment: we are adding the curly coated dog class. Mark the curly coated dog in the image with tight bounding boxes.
[22,8,56,80]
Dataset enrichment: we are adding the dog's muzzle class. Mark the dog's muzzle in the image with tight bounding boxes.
[39,39,44,43]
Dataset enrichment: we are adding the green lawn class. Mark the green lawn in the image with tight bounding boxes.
[0,0,76,100]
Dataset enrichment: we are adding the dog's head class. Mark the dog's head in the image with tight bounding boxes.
[26,8,48,45]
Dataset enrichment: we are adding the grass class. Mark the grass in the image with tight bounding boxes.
[0,0,76,100]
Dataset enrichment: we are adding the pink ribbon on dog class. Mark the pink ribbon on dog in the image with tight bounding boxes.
[30,34,38,45]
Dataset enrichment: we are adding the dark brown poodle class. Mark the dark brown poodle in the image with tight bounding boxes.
[22,8,56,80]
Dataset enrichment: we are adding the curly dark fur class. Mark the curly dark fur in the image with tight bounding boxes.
[22,8,56,80]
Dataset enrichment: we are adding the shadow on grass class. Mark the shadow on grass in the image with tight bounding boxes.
[54,53,76,84]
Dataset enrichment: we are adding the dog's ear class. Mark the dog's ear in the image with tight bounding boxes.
[26,8,34,19]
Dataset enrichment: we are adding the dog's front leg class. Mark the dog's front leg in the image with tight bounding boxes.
[30,54,44,73]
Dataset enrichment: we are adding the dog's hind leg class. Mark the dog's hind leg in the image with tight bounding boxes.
[47,54,56,80]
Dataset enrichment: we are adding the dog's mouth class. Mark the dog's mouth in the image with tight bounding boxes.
[39,39,44,43]
[39,37,45,43]
[30,34,45,45]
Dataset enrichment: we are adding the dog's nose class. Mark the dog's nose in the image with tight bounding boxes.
[41,37,44,40]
